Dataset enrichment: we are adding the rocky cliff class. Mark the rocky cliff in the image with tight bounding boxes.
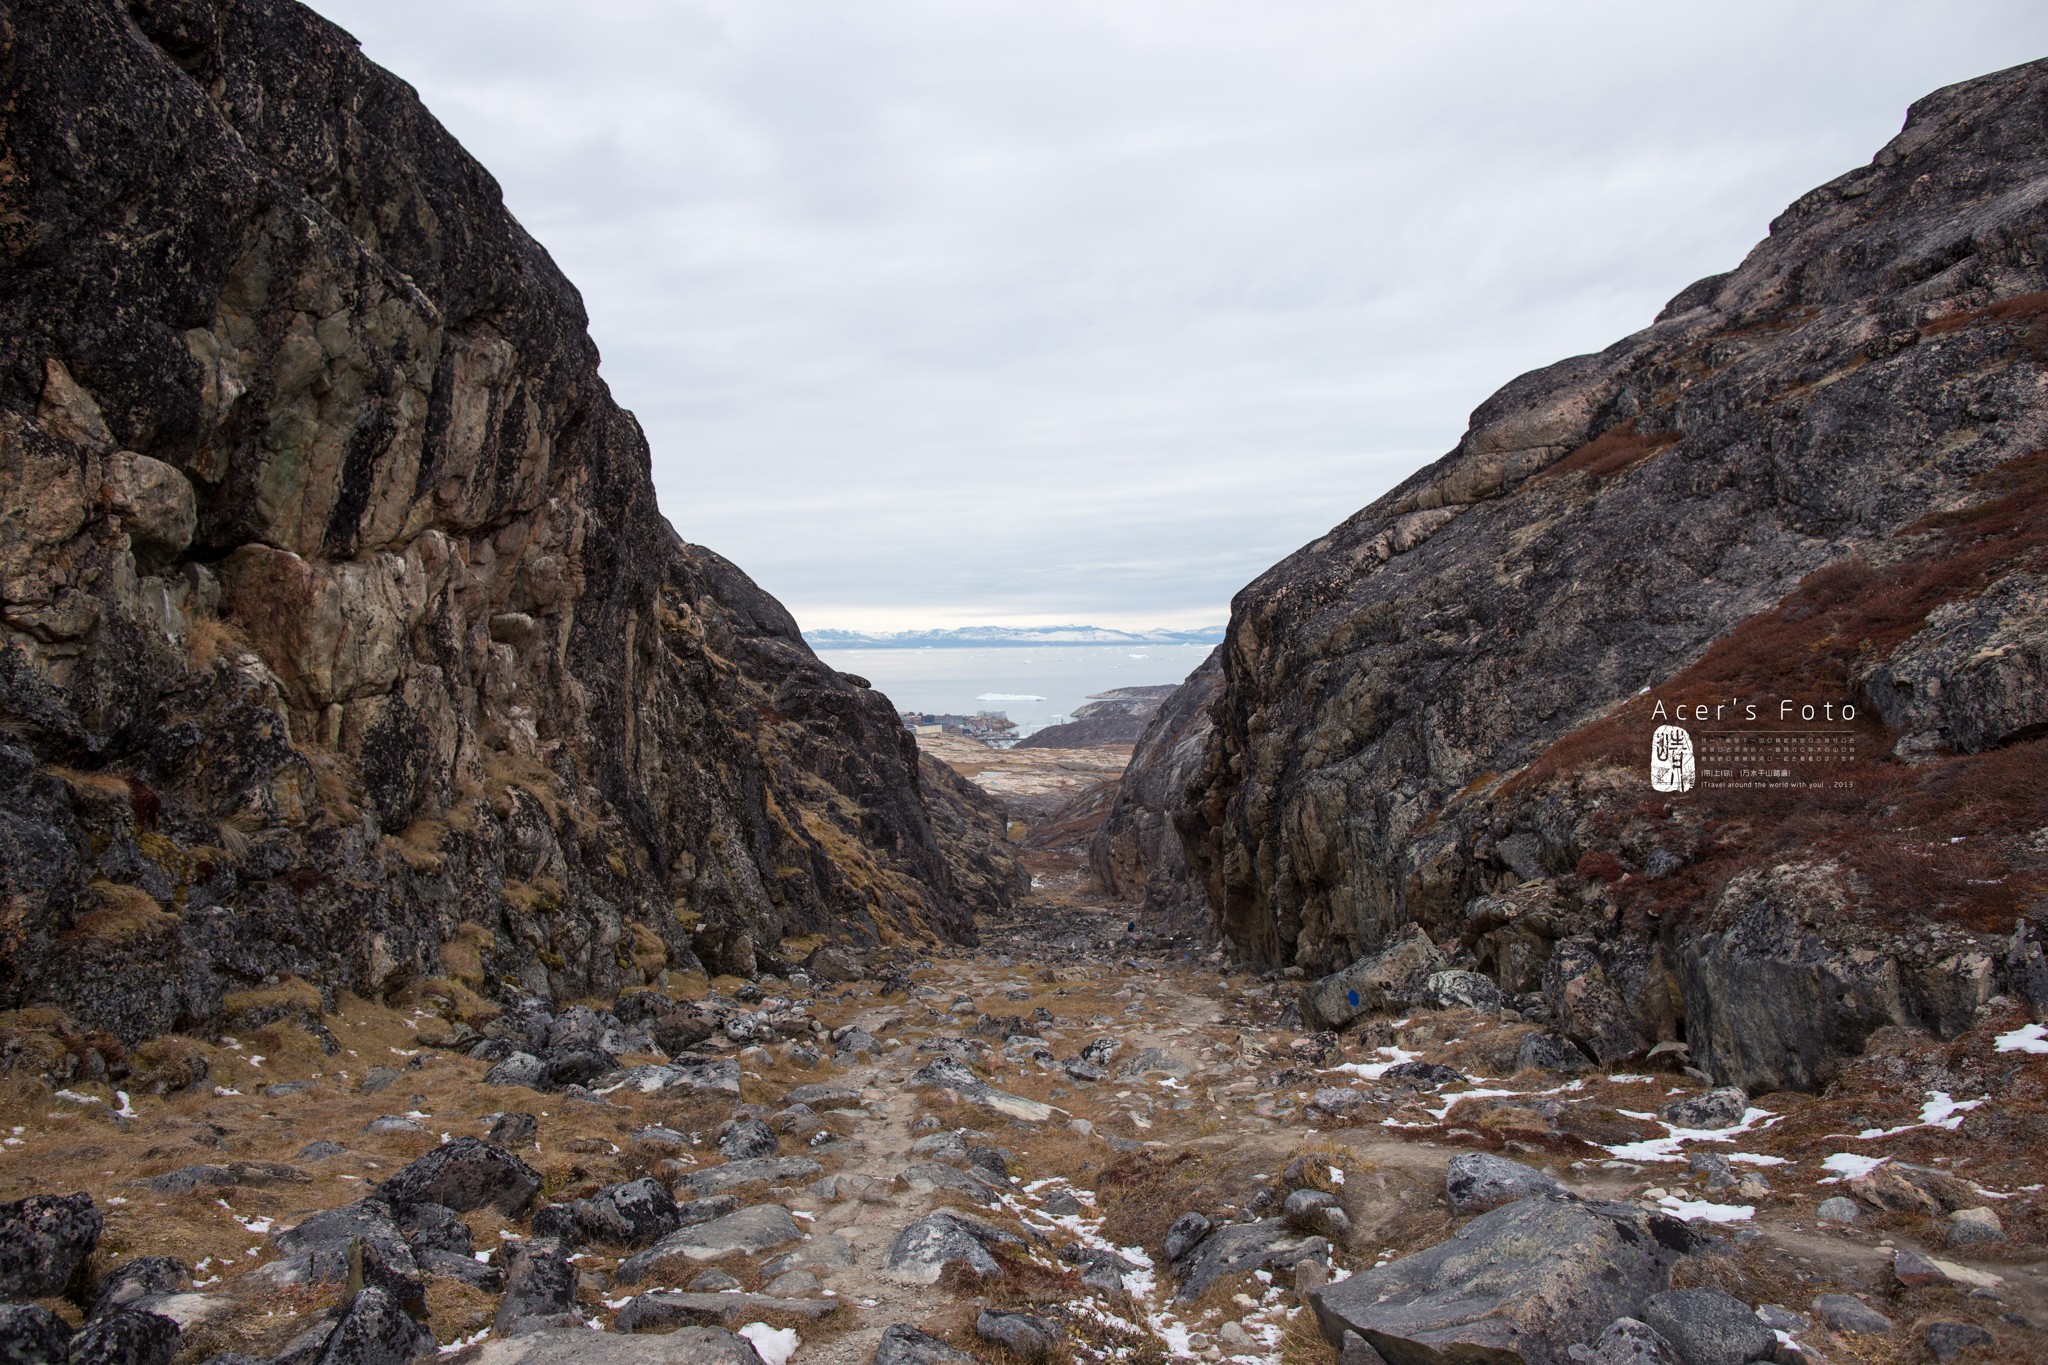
[1120,58,2048,1091]
[0,0,1020,1048]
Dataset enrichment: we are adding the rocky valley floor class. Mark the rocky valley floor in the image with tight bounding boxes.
[1,747,2044,1365]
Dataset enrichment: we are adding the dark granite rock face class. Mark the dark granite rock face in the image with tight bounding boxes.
[1090,650,1221,936]
[1123,58,2048,1092]
[0,0,1021,1044]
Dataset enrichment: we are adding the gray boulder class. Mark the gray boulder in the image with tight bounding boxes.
[614,1292,837,1331]
[269,1200,417,1283]
[0,1303,72,1364]
[1310,1198,1693,1365]
[488,1113,539,1147]
[1300,926,1447,1031]
[1517,1032,1595,1074]
[1815,1196,1860,1224]
[1812,1294,1891,1335]
[884,1211,1022,1285]
[675,1156,823,1197]
[976,1309,1060,1362]
[872,1324,975,1365]
[533,1177,679,1250]
[88,1256,186,1318]
[484,1052,547,1089]
[457,1326,766,1364]
[1413,970,1503,1012]
[495,1242,580,1337]
[0,1192,101,1299]
[64,1309,177,1365]
[312,1285,434,1365]
[1658,1089,1748,1131]
[1164,1211,1213,1262]
[716,1118,779,1160]
[1639,1289,1773,1365]
[1174,1220,1329,1301]
[1445,1152,1568,1214]
[1924,1321,1997,1362]
[615,1205,804,1284]
[378,1137,541,1216]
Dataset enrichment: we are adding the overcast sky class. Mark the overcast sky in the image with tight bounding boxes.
[309,2,2048,632]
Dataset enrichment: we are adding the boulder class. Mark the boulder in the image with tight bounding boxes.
[1815,1196,1859,1224]
[1309,1198,1693,1365]
[615,1292,838,1332]
[0,1303,72,1364]
[1657,1089,1748,1131]
[901,1162,1000,1206]
[1173,1220,1329,1302]
[884,1211,1022,1285]
[534,1177,680,1250]
[1413,970,1503,1012]
[976,1309,1060,1362]
[1946,1206,2006,1247]
[269,1200,417,1284]
[615,1205,804,1284]
[397,1203,472,1256]
[313,1285,434,1365]
[378,1137,541,1216]
[1300,926,1447,1031]
[0,1192,101,1299]
[1382,1061,1465,1087]
[1164,1212,1213,1262]
[675,1157,823,1197]
[488,1113,539,1147]
[484,1052,547,1089]
[716,1119,779,1160]
[64,1309,177,1365]
[1308,1087,1375,1120]
[1543,938,1650,1065]
[1924,1322,1997,1362]
[1811,1294,1891,1335]
[1517,1032,1594,1074]
[1638,1288,1772,1365]
[872,1323,975,1365]
[804,945,866,982]
[652,1008,717,1055]
[88,1257,186,1318]
[598,1060,741,1098]
[540,1047,615,1089]
[494,1242,580,1337]
[1445,1152,1568,1214]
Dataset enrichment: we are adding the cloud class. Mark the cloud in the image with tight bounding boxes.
[310,0,2048,630]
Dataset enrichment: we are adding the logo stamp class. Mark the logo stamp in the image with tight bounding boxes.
[1650,724,1695,793]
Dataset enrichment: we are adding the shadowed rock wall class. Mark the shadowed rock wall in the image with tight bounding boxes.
[0,0,1020,1042]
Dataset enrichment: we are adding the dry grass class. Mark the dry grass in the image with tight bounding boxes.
[63,880,178,944]
[394,817,449,874]
[184,615,253,671]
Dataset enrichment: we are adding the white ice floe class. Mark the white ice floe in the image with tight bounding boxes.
[976,693,1046,702]
[1602,1106,1781,1163]
[1995,1023,2048,1055]
[1850,1090,1987,1140]
[1657,1195,1754,1223]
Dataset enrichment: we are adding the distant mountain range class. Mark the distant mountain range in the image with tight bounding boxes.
[804,624,1225,649]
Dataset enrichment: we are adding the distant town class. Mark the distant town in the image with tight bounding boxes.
[900,710,1021,743]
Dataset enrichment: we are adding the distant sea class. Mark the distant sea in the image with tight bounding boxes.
[809,643,1212,738]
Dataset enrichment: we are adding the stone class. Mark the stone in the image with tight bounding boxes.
[484,1053,548,1089]
[884,1210,1022,1285]
[652,1009,717,1055]
[901,1162,1000,1205]
[759,1234,857,1278]
[378,1136,541,1216]
[1283,1188,1343,1234]
[674,1196,741,1227]
[1307,1087,1375,1119]
[458,1326,766,1364]
[615,1205,804,1283]
[1811,1295,1891,1334]
[363,1116,423,1134]
[598,1060,742,1098]
[1445,1152,1568,1214]
[488,1113,539,1147]
[298,1142,350,1161]
[804,944,866,982]
[1299,926,1448,1031]
[313,1285,434,1365]
[0,1303,72,1364]
[1574,1317,1680,1365]
[87,1256,187,1319]
[675,1156,823,1197]
[64,1309,178,1365]
[1923,1321,1996,1362]
[1518,1031,1595,1074]
[1946,1206,2006,1247]
[1639,1288,1773,1365]
[784,1083,865,1109]
[418,1248,503,1291]
[1164,1211,1213,1262]
[716,1118,779,1159]
[104,451,196,561]
[495,1242,580,1337]
[1174,1220,1329,1302]
[1815,1196,1860,1224]
[147,1161,308,1194]
[0,1191,101,1298]
[270,1200,417,1284]
[1334,1330,1390,1365]
[614,1291,838,1332]
[763,1270,819,1296]
[976,1308,1060,1361]
[537,1177,680,1250]
[872,1324,975,1365]
[1658,1089,1748,1131]
[1309,1198,1693,1363]
[541,1047,615,1089]
[1413,970,1503,1012]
